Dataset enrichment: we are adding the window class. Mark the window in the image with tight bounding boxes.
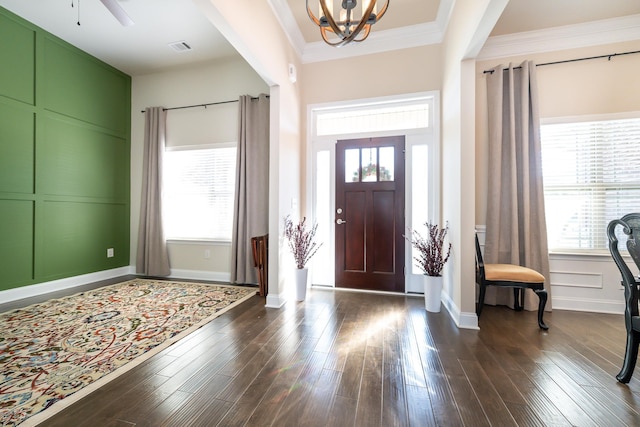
[163,144,236,241]
[316,101,428,136]
[541,117,640,252]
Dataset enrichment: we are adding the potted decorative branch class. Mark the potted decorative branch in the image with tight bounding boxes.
[284,215,323,301]
[406,221,452,312]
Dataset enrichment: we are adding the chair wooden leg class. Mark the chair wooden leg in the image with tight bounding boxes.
[513,288,524,311]
[477,284,486,317]
[534,288,549,330]
[617,329,640,383]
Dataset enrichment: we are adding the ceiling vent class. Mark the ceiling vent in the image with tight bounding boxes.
[168,41,192,53]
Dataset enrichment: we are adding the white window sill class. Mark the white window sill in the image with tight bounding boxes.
[549,250,627,263]
[167,239,231,246]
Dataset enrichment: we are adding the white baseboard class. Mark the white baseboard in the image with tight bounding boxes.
[265,292,286,308]
[168,269,232,283]
[0,267,135,304]
[551,296,624,314]
[441,291,479,330]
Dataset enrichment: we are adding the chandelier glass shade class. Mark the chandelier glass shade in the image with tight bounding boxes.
[306,0,389,47]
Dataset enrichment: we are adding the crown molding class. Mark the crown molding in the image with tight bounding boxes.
[478,14,640,61]
[267,0,306,58]
[302,22,443,64]
[435,0,455,36]
[267,0,639,65]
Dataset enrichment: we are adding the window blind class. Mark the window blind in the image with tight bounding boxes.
[541,117,640,252]
[163,145,236,241]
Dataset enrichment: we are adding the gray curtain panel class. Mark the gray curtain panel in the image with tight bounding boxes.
[484,61,551,311]
[231,94,270,284]
[136,107,171,277]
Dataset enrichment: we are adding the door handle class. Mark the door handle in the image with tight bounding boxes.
[336,219,347,225]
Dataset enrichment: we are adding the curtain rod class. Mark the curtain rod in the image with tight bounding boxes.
[482,49,640,74]
[139,95,268,113]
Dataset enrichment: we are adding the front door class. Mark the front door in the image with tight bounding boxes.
[335,136,405,292]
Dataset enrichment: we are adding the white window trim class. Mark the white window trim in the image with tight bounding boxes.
[165,141,236,152]
[542,111,640,126]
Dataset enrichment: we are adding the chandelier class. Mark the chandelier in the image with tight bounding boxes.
[306,0,389,47]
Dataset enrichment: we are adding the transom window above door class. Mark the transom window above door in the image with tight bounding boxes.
[315,101,429,136]
[345,146,395,182]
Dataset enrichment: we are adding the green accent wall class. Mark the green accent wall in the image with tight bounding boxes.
[0,7,131,291]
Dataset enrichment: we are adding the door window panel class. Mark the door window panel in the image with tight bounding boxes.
[360,148,378,182]
[345,149,360,182]
[379,146,394,182]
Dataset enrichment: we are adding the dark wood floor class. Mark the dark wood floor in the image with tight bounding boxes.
[5,280,640,426]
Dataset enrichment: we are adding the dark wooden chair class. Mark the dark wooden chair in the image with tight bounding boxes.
[475,235,549,330]
[607,213,640,383]
[251,234,268,297]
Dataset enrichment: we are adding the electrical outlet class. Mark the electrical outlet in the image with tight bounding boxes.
[107,248,114,258]
[204,249,211,259]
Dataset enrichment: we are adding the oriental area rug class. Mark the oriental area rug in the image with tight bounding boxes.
[0,279,256,426]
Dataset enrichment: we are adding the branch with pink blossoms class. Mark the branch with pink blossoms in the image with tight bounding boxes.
[405,221,452,277]
[284,215,323,269]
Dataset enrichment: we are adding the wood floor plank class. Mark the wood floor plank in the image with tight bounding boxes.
[219,335,304,408]
[335,350,365,400]
[503,402,547,427]
[188,398,233,427]
[527,366,600,426]
[507,370,572,426]
[265,338,322,425]
[401,310,428,388]
[424,373,464,426]
[537,362,627,427]
[160,397,212,427]
[355,346,384,426]
[286,349,332,421]
[405,384,437,427]
[467,342,528,405]
[581,384,640,426]
[329,395,358,427]
[382,361,409,427]
[299,367,342,426]
[447,373,491,427]
[459,359,517,426]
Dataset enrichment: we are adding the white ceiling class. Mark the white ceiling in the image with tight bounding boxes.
[0,0,239,75]
[0,0,638,76]
[491,0,640,36]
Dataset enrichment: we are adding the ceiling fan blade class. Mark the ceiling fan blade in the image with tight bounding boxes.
[99,0,134,26]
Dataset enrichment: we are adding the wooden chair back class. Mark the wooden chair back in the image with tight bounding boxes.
[607,213,640,383]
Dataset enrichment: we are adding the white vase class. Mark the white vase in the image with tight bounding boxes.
[424,275,443,312]
[295,268,309,301]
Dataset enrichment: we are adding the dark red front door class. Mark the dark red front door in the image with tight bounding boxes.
[335,136,405,292]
